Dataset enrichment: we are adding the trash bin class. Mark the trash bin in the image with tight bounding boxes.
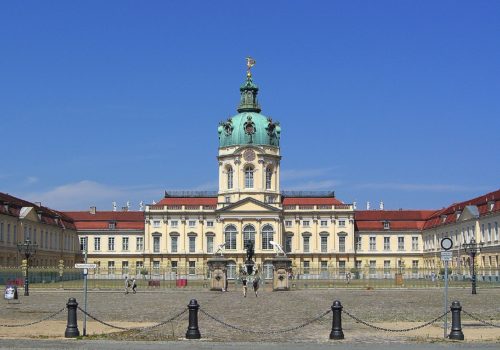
[176,279,187,287]
[4,285,18,300]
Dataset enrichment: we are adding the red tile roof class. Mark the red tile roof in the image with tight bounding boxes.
[355,210,436,231]
[0,192,76,230]
[64,211,144,230]
[157,197,218,206]
[282,197,344,205]
[423,189,500,230]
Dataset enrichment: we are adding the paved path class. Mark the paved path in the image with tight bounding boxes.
[1,288,499,343]
[0,339,498,350]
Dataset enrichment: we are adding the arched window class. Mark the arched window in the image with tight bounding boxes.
[243,225,256,248]
[224,225,237,250]
[261,224,274,250]
[265,167,272,189]
[227,167,233,189]
[244,165,254,188]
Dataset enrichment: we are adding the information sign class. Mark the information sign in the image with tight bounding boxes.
[441,251,453,261]
[74,263,97,269]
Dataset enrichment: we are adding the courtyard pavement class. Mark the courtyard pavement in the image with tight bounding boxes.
[1,287,499,344]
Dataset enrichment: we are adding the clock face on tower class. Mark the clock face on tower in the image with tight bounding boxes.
[243,149,255,162]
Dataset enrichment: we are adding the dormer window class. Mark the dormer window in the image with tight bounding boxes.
[488,200,495,212]
[456,210,462,220]
[108,222,116,229]
[383,221,390,230]
[441,215,447,223]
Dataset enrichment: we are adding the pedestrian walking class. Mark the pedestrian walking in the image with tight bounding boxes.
[346,272,351,285]
[242,274,248,297]
[124,276,130,294]
[252,276,260,297]
[132,278,137,294]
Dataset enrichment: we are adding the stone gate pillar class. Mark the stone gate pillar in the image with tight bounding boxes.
[271,257,292,291]
[207,257,228,291]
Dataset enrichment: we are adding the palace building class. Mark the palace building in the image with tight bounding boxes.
[61,63,499,281]
[3,61,498,283]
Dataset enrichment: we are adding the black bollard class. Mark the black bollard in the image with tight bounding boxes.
[185,299,201,339]
[448,301,464,340]
[65,297,80,338]
[330,300,344,340]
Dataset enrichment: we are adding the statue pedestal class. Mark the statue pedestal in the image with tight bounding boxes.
[207,257,228,291]
[271,257,292,291]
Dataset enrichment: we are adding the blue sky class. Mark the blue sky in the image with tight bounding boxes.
[1,1,499,211]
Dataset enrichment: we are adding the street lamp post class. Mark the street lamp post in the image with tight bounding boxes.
[463,237,484,295]
[17,239,38,296]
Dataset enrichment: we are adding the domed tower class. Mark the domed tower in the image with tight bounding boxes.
[217,59,281,207]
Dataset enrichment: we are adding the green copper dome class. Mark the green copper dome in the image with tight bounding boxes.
[218,73,281,148]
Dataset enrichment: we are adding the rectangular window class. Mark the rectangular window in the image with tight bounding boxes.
[171,261,178,274]
[153,261,160,274]
[153,236,160,253]
[303,261,310,275]
[338,220,346,227]
[398,237,405,251]
[94,237,101,251]
[384,237,390,251]
[412,237,419,251]
[206,221,214,228]
[285,220,292,227]
[108,222,116,229]
[207,236,214,253]
[0,222,3,242]
[13,225,17,244]
[321,236,328,252]
[412,260,419,274]
[171,236,178,253]
[338,261,346,274]
[384,260,391,276]
[170,220,178,228]
[355,236,362,251]
[136,237,144,251]
[302,220,310,227]
[189,220,196,228]
[355,260,362,270]
[108,261,115,274]
[369,237,376,251]
[122,261,129,274]
[189,236,196,253]
[384,221,390,230]
[320,220,328,227]
[108,237,115,251]
[488,223,492,242]
[153,220,160,228]
[7,223,10,243]
[225,196,231,203]
[495,222,499,241]
[189,261,196,275]
[80,237,88,251]
[285,235,292,253]
[303,236,310,253]
[136,261,143,270]
[369,260,376,275]
[122,237,129,251]
[339,236,345,252]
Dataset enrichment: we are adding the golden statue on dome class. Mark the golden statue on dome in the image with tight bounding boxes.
[246,57,256,77]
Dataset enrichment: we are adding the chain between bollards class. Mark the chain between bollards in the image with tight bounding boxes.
[185,299,201,339]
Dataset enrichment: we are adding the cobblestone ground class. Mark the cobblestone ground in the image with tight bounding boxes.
[1,287,499,343]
